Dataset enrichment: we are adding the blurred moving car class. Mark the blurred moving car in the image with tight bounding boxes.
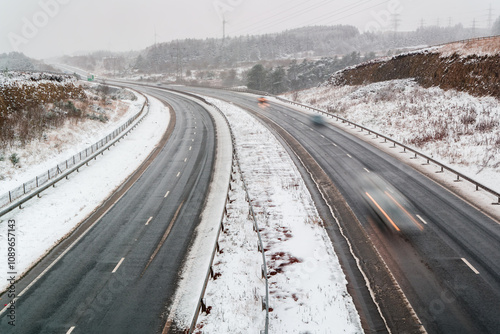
[258,96,269,108]
[310,114,325,126]
[358,172,424,233]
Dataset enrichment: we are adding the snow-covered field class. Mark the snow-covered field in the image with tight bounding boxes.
[192,98,362,333]
[0,94,170,293]
[284,79,500,194]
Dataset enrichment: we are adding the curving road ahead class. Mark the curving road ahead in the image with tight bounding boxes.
[175,86,500,334]
[0,90,216,333]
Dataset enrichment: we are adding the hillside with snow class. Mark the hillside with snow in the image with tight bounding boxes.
[327,36,500,98]
[0,72,144,195]
[283,38,500,194]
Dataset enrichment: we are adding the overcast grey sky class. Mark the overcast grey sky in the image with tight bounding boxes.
[0,0,496,59]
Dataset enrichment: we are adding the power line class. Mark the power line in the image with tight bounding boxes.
[234,0,382,36]
[392,13,401,32]
[230,0,320,32]
[303,0,379,26]
[232,0,332,35]
[487,3,493,29]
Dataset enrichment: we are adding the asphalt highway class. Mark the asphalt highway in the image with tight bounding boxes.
[176,86,500,334]
[0,89,215,333]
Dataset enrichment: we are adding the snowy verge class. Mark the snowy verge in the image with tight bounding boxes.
[189,98,362,333]
[0,95,170,293]
[0,91,146,193]
[277,84,500,221]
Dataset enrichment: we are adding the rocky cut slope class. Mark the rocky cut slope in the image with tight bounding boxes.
[327,36,500,98]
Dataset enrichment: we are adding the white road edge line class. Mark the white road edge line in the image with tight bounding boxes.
[66,326,76,334]
[176,172,181,177]
[364,168,370,173]
[462,258,480,274]
[0,170,135,316]
[416,215,428,225]
[0,92,161,317]
[145,216,153,225]
[189,146,192,151]
[347,153,352,158]
[112,258,125,273]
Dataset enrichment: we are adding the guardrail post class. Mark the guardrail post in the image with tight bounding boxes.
[209,266,214,279]
[200,298,207,313]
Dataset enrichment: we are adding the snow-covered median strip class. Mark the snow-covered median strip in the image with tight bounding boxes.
[194,98,362,333]
[0,95,170,293]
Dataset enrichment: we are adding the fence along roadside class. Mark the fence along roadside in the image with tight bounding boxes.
[271,95,500,205]
[0,90,149,216]
[217,86,500,204]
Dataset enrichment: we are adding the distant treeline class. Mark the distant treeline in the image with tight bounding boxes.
[246,52,376,94]
[60,24,495,75]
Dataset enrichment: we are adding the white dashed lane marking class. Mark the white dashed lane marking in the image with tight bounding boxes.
[112,258,125,273]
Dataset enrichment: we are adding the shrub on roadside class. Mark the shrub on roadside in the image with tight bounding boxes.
[9,153,19,166]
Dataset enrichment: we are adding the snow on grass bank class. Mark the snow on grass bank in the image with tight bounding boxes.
[0,95,170,293]
[284,80,500,193]
[0,89,144,193]
[195,98,362,333]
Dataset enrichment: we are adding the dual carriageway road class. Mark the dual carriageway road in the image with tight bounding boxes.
[0,84,499,333]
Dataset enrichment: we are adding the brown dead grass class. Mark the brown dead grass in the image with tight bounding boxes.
[440,36,500,57]
[0,79,88,148]
[329,38,500,99]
